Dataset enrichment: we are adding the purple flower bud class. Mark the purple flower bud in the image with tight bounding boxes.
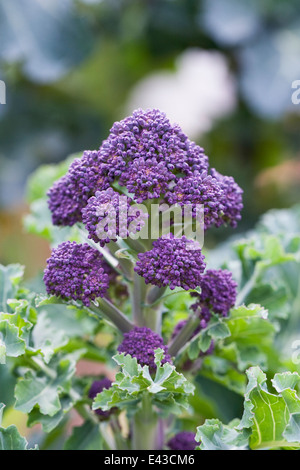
[134,235,206,290]
[88,378,114,419]
[43,241,109,306]
[82,188,148,246]
[167,431,197,450]
[190,269,237,320]
[119,157,175,203]
[165,168,243,231]
[210,168,243,228]
[165,171,224,230]
[117,326,172,371]
[98,108,209,184]
[47,150,110,226]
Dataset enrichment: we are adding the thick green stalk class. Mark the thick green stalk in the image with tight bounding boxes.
[236,266,260,306]
[109,241,133,281]
[144,305,163,335]
[130,271,148,326]
[90,297,133,333]
[168,314,200,357]
[146,286,167,305]
[123,236,145,254]
[132,394,159,450]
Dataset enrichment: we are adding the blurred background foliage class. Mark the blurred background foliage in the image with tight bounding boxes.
[0,0,300,277]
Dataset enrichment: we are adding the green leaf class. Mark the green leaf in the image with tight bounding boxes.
[0,425,33,450]
[185,315,231,361]
[0,403,4,425]
[64,421,103,450]
[196,366,300,450]
[198,316,231,352]
[35,294,66,308]
[239,367,300,449]
[200,355,247,395]
[0,297,35,363]
[0,319,26,364]
[24,198,82,245]
[32,311,69,363]
[257,205,300,237]
[196,418,250,450]
[0,403,37,450]
[244,283,289,321]
[14,351,84,417]
[27,396,73,433]
[195,304,277,394]
[93,349,195,416]
[113,352,140,378]
[15,370,62,417]
[225,304,274,346]
[0,264,25,313]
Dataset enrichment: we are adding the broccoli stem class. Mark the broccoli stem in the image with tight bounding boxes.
[132,394,159,450]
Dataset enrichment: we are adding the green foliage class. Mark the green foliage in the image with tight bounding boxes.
[64,421,105,451]
[93,349,195,417]
[0,253,118,446]
[0,403,37,450]
[196,367,300,450]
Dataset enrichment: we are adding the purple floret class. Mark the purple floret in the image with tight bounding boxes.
[117,326,172,371]
[165,169,243,231]
[47,150,110,226]
[119,157,175,203]
[88,378,114,419]
[165,171,225,230]
[43,241,109,306]
[190,269,237,325]
[82,188,148,246]
[134,235,206,290]
[47,174,83,226]
[210,168,243,228]
[96,109,209,195]
[47,109,243,241]
[167,431,197,450]
[47,110,243,237]
[100,108,208,174]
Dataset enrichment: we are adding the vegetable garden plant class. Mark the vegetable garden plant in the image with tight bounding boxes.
[1,109,300,451]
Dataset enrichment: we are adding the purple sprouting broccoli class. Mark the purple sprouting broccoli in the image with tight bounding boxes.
[82,187,148,246]
[167,431,197,450]
[47,109,243,238]
[43,241,110,306]
[88,378,115,420]
[190,268,238,328]
[117,326,172,372]
[210,168,243,228]
[47,150,110,226]
[165,171,225,231]
[134,235,206,290]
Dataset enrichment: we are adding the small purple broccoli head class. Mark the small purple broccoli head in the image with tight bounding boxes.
[43,241,109,306]
[117,326,172,372]
[134,235,206,291]
[88,378,114,420]
[167,431,197,450]
[190,268,237,326]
